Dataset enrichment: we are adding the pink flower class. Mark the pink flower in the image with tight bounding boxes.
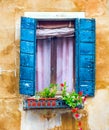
[83,97,86,102]
[75,113,80,118]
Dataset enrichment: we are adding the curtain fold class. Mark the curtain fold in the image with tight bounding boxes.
[56,37,74,91]
[36,27,74,39]
[37,38,51,91]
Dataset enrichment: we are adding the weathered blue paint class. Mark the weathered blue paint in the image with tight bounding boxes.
[80,68,94,80]
[80,43,94,55]
[20,41,35,54]
[20,81,34,95]
[80,55,94,68]
[20,17,37,96]
[21,17,36,29]
[80,31,95,42]
[20,67,34,80]
[79,81,95,96]
[75,19,95,96]
[21,29,35,42]
[80,19,95,30]
[20,53,34,67]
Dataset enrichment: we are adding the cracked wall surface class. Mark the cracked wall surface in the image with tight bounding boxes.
[0,0,109,130]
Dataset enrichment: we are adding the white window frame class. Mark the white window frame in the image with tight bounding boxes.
[24,12,85,19]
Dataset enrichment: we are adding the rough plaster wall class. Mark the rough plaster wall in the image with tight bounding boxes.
[0,0,109,130]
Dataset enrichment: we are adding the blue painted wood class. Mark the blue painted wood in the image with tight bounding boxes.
[20,17,37,96]
[80,19,95,30]
[20,53,34,67]
[80,31,95,42]
[79,81,94,96]
[80,55,94,68]
[75,19,95,96]
[80,43,94,55]
[79,68,94,80]
[20,67,34,80]
[20,81,34,95]
[20,41,35,54]
[21,17,36,29]
[21,29,35,42]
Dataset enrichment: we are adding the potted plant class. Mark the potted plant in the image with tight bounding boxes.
[25,82,86,110]
[35,83,58,107]
[61,82,85,109]
[60,82,87,130]
[38,83,57,98]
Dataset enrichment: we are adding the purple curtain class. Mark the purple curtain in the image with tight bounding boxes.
[36,38,51,91]
[36,37,74,92]
[56,37,74,91]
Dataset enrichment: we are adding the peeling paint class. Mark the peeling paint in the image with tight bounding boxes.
[21,109,62,130]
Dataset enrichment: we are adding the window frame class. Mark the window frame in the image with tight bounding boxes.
[19,12,95,96]
[36,21,75,92]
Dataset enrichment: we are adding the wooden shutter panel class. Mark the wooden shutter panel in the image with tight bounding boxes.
[75,19,96,96]
[19,17,37,96]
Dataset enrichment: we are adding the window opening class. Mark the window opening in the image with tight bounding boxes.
[36,21,75,92]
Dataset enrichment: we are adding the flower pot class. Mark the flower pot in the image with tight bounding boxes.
[24,98,71,110]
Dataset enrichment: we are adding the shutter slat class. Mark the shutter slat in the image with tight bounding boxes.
[75,18,95,96]
[79,68,94,81]
[80,43,94,55]
[20,41,35,54]
[80,55,94,68]
[20,53,34,67]
[79,81,94,96]
[21,29,35,41]
[20,17,37,96]
[20,81,34,95]
[80,19,95,30]
[80,31,95,42]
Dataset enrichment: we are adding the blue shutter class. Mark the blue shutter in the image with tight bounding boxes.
[75,19,96,96]
[19,17,37,96]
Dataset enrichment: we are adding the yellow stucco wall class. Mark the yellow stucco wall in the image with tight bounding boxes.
[0,0,109,130]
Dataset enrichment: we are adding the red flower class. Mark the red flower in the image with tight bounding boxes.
[71,108,78,113]
[83,97,86,102]
[79,91,83,96]
[60,83,64,87]
[75,113,80,118]
[78,121,82,126]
